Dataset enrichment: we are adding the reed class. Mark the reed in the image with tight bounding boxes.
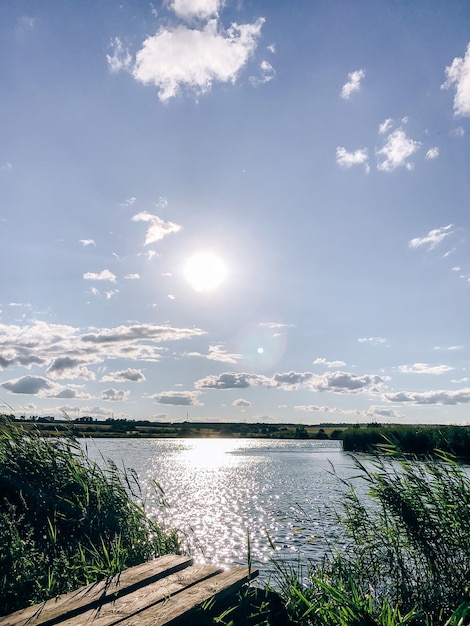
[272,450,470,625]
[0,419,180,615]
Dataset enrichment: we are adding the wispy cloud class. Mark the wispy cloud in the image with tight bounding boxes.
[131,211,182,245]
[313,357,346,368]
[358,337,387,345]
[425,147,439,160]
[340,69,365,99]
[80,239,96,246]
[441,42,470,117]
[409,224,456,250]
[398,362,454,375]
[83,270,117,282]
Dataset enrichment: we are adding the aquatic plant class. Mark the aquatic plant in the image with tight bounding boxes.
[0,419,180,615]
[273,451,470,625]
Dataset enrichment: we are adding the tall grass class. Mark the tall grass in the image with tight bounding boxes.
[271,451,470,625]
[0,420,180,615]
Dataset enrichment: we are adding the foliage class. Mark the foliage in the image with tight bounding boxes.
[341,425,470,458]
[0,420,180,615]
[274,452,470,625]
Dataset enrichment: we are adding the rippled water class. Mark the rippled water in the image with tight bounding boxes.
[83,438,357,576]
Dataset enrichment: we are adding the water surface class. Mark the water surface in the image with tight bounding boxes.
[84,438,356,574]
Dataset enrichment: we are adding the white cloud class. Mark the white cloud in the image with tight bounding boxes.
[313,357,346,368]
[384,388,470,405]
[376,128,421,172]
[102,388,131,402]
[233,398,251,407]
[451,126,465,137]
[101,368,146,382]
[378,118,393,134]
[107,37,132,73]
[169,0,224,21]
[83,270,117,282]
[0,320,206,375]
[153,391,203,405]
[340,69,365,99]
[442,42,470,117]
[398,362,454,375]
[409,223,455,250]
[358,337,387,345]
[195,369,385,394]
[336,146,369,170]
[131,211,182,244]
[131,18,264,102]
[124,273,141,280]
[425,147,439,160]
[80,239,96,246]
[249,59,275,86]
[0,162,13,172]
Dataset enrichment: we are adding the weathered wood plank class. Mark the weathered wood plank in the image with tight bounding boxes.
[120,567,258,626]
[57,564,223,626]
[0,555,193,626]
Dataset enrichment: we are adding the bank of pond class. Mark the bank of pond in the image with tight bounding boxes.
[3,419,470,624]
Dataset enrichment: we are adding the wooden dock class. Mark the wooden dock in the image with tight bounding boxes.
[0,555,258,626]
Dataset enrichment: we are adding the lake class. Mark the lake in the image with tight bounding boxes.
[83,438,359,577]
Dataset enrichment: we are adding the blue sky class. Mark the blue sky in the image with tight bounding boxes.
[1,0,470,424]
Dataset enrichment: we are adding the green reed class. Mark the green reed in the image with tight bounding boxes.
[270,450,470,625]
[0,419,180,615]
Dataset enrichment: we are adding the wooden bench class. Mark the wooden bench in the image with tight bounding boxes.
[0,555,258,626]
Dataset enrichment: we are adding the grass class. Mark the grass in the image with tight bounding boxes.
[0,418,180,615]
[270,449,470,625]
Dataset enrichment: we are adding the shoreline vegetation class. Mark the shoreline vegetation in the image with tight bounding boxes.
[3,418,470,624]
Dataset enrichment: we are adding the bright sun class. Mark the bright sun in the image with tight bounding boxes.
[183,252,228,292]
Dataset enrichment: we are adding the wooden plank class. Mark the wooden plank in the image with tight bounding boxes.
[0,555,193,626]
[56,565,223,626]
[120,567,258,626]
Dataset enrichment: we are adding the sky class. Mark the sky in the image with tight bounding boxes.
[1,0,470,425]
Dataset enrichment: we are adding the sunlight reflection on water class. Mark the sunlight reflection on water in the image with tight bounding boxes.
[83,438,356,577]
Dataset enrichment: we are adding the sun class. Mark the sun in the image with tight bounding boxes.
[183,252,228,292]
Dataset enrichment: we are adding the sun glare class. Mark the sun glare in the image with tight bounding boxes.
[183,252,227,292]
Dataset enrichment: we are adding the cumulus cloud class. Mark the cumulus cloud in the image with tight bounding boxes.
[169,0,223,21]
[80,239,96,246]
[195,369,385,394]
[131,212,182,245]
[398,363,454,375]
[153,391,203,405]
[130,18,265,102]
[101,368,146,383]
[83,270,117,282]
[442,43,470,117]
[409,224,456,250]
[336,146,369,170]
[425,147,439,160]
[102,388,131,402]
[340,69,365,99]
[233,398,251,407]
[0,321,206,376]
[46,357,96,380]
[384,388,470,405]
[2,375,52,395]
[195,372,273,389]
[376,128,421,171]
